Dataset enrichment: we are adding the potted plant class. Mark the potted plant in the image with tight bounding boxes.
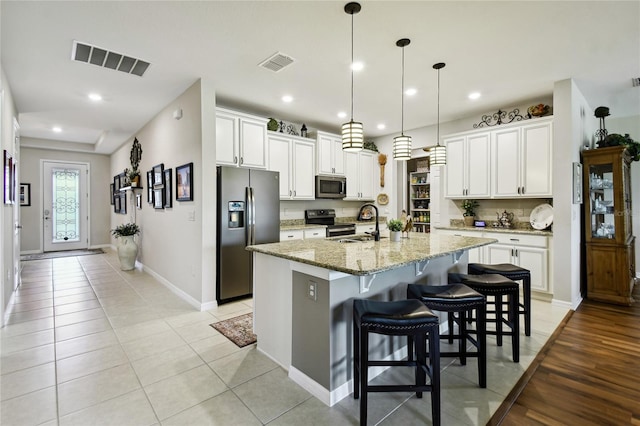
[111,223,140,270]
[128,168,141,187]
[461,199,479,227]
[387,219,404,242]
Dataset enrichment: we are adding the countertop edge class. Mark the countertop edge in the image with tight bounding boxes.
[247,237,497,276]
[435,226,552,237]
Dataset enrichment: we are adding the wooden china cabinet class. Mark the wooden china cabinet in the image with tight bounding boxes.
[582,145,636,305]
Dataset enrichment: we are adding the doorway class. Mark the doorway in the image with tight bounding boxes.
[42,161,89,252]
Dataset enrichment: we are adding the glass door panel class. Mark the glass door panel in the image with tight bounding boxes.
[588,164,615,239]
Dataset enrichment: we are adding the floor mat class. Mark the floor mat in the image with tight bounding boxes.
[210,313,257,348]
[21,248,104,261]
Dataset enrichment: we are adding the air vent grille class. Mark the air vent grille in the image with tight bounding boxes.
[72,41,150,77]
[632,78,640,87]
[259,52,295,72]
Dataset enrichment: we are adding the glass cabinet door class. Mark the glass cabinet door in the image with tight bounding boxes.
[588,163,615,239]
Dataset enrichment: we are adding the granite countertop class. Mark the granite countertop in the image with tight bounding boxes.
[436,226,553,237]
[247,233,497,276]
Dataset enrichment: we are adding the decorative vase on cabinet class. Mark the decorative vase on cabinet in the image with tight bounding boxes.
[582,145,636,305]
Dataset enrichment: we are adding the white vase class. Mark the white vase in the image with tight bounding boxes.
[117,235,138,270]
[390,231,402,242]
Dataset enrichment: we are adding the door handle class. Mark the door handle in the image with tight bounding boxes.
[16,224,22,229]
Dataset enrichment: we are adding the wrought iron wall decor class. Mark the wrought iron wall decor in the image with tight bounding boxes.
[473,108,530,128]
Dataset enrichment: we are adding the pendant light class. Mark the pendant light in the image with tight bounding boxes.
[342,2,363,152]
[430,62,447,166]
[393,38,411,161]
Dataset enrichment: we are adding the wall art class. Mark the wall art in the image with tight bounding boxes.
[20,183,31,206]
[164,168,172,208]
[176,162,193,201]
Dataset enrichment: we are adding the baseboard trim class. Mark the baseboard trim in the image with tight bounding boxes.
[139,263,216,312]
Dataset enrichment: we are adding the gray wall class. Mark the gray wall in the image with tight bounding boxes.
[19,146,111,252]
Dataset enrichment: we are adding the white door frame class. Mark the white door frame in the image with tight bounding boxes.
[12,118,20,293]
[41,160,90,252]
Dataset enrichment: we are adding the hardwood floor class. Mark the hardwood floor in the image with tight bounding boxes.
[489,283,640,425]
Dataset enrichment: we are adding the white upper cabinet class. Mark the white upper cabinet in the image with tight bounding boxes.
[267,133,315,200]
[316,132,345,176]
[216,108,267,168]
[344,150,375,201]
[444,132,491,198]
[492,119,552,198]
[445,117,553,199]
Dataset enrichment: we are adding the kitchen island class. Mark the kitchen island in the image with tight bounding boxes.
[246,233,496,406]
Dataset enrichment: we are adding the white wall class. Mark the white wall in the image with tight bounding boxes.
[110,80,212,307]
[608,115,640,276]
[19,146,111,252]
[1,65,18,323]
[552,79,595,308]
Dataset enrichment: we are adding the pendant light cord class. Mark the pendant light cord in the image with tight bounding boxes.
[400,45,405,136]
[436,66,440,146]
[350,12,354,121]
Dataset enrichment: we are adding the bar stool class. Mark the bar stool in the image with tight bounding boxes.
[468,263,532,336]
[353,299,440,426]
[407,283,487,388]
[449,273,520,362]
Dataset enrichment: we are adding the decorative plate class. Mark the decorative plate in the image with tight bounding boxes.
[530,203,553,230]
[377,193,389,205]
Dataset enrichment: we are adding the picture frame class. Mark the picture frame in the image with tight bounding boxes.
[153,188,164,209]
[119,194,127,214]
[4,150,12,205]
[114,174,121,193]
[146,170,153,204]
[136,194,142,210]
[163,168,172,208]
[110,183,115,205]
[118,172,126,189]
[176,162,193,201]
[20,183,31,206]
[573,162,583,204]
[152,163,164,188]
[114,194,121,213]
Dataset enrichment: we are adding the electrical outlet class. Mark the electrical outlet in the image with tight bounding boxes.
[308,281,317,301]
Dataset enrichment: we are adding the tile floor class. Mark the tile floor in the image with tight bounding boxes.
[1,251,569,425]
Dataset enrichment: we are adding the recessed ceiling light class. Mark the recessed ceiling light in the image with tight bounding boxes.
[468,92,481,100]
[282,95,293,103]
[88,93,102,101]
[351,61,364,71]
[52,127,62,133]
[405,88,417,96]
[377,124,386,130]
[337,111,347,119]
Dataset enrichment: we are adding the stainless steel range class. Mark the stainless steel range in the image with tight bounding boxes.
[305,209,356,238]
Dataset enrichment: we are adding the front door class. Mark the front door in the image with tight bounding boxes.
[43,161,89,252]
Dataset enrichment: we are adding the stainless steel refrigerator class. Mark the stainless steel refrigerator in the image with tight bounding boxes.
[216,166,280,304]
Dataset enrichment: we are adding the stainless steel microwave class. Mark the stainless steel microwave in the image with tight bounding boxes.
[315,175,346,199]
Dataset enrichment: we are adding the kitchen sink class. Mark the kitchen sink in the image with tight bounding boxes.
[335,235,387,243]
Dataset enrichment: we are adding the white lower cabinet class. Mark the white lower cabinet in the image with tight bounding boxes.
[437,229,550,293]
[303,228,325,239]
[280,229,304,241]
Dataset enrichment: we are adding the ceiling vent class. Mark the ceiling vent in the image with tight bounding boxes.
[259,52,295,72]
[632,78,640,87]
[71,41,150,77]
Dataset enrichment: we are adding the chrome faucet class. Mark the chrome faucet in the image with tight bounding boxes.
[358,203,380,241]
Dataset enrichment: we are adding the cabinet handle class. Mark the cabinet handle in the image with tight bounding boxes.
[515,249,519,257]
[234,156,238,164]
[511,248,515,257]
[289,190,292,196]
[517,187,521,194]
[288,235,294,238]
[240,157,244,165]
[521,186,525,195]
[510,238,519,242]
[293,190,296,196]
